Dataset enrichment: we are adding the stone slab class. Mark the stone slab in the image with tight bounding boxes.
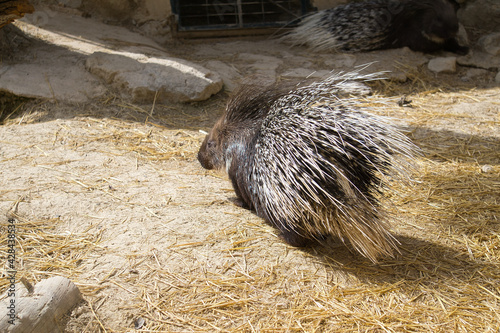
[0,57,107,103]
[85,52,223,103]
[428,57,457,73]
[1,9,223,103]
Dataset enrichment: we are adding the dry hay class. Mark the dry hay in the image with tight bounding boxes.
[0,206,104,296]
[0,82,499,332]
[131,149,500,332]
[131,88,499,331]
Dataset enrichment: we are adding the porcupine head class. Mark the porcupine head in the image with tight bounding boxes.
[421,0,458,39]
[395,0,467,54]
[197,85,281,209]
[198,83,322,242]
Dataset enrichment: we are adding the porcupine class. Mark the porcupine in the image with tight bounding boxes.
[197,70,418,263]
[283,0,468,54]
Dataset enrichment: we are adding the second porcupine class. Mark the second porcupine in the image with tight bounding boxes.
[198,70,418,263]
[283,0,468,54]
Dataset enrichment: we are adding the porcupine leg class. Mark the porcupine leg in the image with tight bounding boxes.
[269,218,320,247]
[232,196,250,209]
[232,184,311,246]
[279,226,329,247]
[278,227,312,247]
[229,175,252,209]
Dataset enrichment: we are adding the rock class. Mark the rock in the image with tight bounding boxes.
[204,60,242,92]
[323,53,357,69]
[136,19,171,45]
[466,68,489,77]
[456,23,469,49]
[3,9,222,103]
[478,32,500,56]
[237,53,283,85]
[281,68,332,79]
[458,51,500,70]
[496,71,500,83]
[461,68,489,82]
[85,52,223,103]
[458,0,500,32]
[19,8,162,54]
[428,57,457,73]
[354,47,429,82]
[0,58,108,103]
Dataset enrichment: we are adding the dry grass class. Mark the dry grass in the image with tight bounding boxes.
[131,150,500,332]
[130,87,498,331]
[1,79,499,332]
[0,207,104,295]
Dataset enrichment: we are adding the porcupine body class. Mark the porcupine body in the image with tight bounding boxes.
[197,70,418,262]
[284,0,468,54]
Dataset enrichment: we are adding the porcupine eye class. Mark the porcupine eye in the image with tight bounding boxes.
[207,140,216,150]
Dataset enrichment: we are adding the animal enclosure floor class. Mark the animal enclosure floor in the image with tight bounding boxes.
[1,16,499,332]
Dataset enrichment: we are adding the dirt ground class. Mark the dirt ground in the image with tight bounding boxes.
[1,14,500,332]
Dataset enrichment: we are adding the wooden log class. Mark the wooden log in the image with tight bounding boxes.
[0,276,83,333]
[0,0,34,29]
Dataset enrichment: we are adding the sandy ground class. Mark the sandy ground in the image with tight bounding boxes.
[1,13,500,332]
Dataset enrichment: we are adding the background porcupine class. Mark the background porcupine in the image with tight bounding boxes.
[198,70,418,263]
[283,0,468,54]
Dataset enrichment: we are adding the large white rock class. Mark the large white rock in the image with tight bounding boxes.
[2,9,223,103]
[0,58,108,103]
[86,52,223,103]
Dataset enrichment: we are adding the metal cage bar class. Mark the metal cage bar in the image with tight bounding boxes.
[171,0,309,32]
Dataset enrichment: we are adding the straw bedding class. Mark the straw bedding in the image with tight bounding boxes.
[0,82,499,332]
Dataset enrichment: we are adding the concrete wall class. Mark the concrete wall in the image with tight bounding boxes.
[80,0,171,24]
[143,0,171,20]
[311,0,348,10]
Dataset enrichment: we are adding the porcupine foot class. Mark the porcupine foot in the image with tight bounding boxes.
[231,197,250,209]
[278,228,312,247]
